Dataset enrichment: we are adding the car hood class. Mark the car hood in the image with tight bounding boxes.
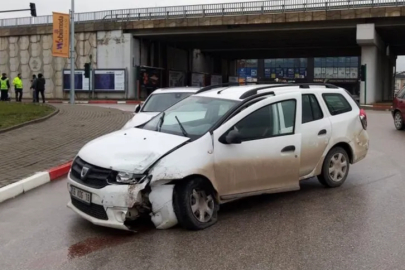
[78,128,189,174]
[122,112,159,129]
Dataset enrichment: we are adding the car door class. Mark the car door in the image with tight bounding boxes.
[212,92,302,200]
[299,93,332,177]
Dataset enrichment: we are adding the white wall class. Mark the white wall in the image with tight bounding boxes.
[96,30,135,98]
[360,46,378,104]
[357,23,394,104]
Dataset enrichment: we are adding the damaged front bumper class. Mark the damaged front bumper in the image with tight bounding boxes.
[66,174,178,231]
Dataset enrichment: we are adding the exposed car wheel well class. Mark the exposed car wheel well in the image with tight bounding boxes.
[331,142,353,163]
[393,109,401,118]
[168,175,219,202]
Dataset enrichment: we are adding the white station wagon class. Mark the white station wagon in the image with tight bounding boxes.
[121,87,200,129]
[67,83,369,231]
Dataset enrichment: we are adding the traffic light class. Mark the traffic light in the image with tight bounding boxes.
[360,64,366,82]
[30,3,37,17]
[84,63,90,78]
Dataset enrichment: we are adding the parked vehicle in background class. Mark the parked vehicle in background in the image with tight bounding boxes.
[392,86,405,130]
[67,83,369,231]
[121,87,201,129]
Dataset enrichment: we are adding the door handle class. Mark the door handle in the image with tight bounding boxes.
[281,145,295,152]
[318,129,327,135]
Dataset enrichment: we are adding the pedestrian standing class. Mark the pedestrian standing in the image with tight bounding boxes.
[35,73,46,103]
[31,74,37,103]
[13,73,23,102]
[0,73,10,101]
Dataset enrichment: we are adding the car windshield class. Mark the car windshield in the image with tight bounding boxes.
[143,96,239,139]
[141,92,194,112]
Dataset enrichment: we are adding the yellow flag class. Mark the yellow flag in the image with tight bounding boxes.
[52,12,70,58]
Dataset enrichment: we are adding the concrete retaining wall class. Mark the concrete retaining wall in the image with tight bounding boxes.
[0,32,97,99]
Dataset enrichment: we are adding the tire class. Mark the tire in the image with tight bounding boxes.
[173,178,219,230]
[394,111,405,130]
[317,147,350,188]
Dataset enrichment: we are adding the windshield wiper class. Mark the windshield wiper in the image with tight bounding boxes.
[175,116,189,137]
[157,112,165,132]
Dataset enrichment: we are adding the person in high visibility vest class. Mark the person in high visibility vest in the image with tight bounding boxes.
[0,73,10,101]
[13,73,23,102]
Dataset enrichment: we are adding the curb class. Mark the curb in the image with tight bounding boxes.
[0,104,59,134]
[361,105,392,111]
[0,161,72,204]
[46,100,141,104]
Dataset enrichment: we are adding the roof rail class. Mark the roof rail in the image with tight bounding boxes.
[196,83,239,94]
[239,84,291,99]
[255,81,292,85]
[298,83,339,89]
[244,81,339,89]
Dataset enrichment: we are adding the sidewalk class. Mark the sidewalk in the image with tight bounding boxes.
[0,104,132,188]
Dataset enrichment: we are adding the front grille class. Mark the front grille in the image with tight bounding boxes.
[71,197,108,220]
[70,157,114,189]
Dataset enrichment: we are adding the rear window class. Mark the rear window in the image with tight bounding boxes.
[142,92,193,112]
[344,90,360,108]
[322,93,352,116]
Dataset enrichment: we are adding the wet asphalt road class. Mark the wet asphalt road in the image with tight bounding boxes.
[1,110,405,270]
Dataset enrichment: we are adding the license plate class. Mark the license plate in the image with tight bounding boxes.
[71,186,91,205]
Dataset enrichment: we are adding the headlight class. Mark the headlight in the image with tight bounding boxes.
[116,172,137,183]
[116,172,149,184]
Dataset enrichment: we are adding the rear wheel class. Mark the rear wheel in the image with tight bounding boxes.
[173,178,219,230]
[394,111,405,130]
[318,147,350,188]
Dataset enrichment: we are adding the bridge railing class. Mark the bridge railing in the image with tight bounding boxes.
[0,0,404,27]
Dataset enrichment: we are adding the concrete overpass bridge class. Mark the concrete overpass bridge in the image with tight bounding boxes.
[0,0,405,103]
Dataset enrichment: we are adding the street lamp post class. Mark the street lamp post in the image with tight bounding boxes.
[69,0,75,104]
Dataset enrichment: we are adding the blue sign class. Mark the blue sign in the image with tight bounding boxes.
[250,68,257,77]
[237,68,247,78]
[276,68,283,77]
[299,68,307,78]
[264,68,271,78]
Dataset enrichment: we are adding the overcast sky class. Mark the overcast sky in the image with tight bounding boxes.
[1,0,404,71]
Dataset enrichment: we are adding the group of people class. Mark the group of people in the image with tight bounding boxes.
[0,73,46,103]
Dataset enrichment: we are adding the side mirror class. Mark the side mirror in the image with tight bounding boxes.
[134,104,141,113]
[225,130,242,144]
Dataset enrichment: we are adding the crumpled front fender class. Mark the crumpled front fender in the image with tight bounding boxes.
[149,184,178,229]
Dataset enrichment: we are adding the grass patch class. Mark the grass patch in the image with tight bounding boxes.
[0,103,55,129]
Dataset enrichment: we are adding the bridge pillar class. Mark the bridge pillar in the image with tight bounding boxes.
[356,23,393,104]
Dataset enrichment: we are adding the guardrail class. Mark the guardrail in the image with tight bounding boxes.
[1,0,404,27]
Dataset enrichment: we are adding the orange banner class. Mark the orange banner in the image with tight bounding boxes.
[52,12,70,58]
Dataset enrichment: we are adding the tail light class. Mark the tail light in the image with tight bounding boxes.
[359,109,367,130]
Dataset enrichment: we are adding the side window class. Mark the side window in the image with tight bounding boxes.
[302,94,324,123]
[231,99,296,142]
[322,93,352,116]
[280,100,295,129]
[398,87,405,99]
[302,95,313,123]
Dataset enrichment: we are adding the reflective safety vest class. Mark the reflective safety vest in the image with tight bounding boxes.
[0,78,8,90]
[13,77,23,89]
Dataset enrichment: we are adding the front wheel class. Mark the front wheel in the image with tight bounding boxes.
[318,147,350,188]
[173,178,219,230]
[394,111,405,130]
